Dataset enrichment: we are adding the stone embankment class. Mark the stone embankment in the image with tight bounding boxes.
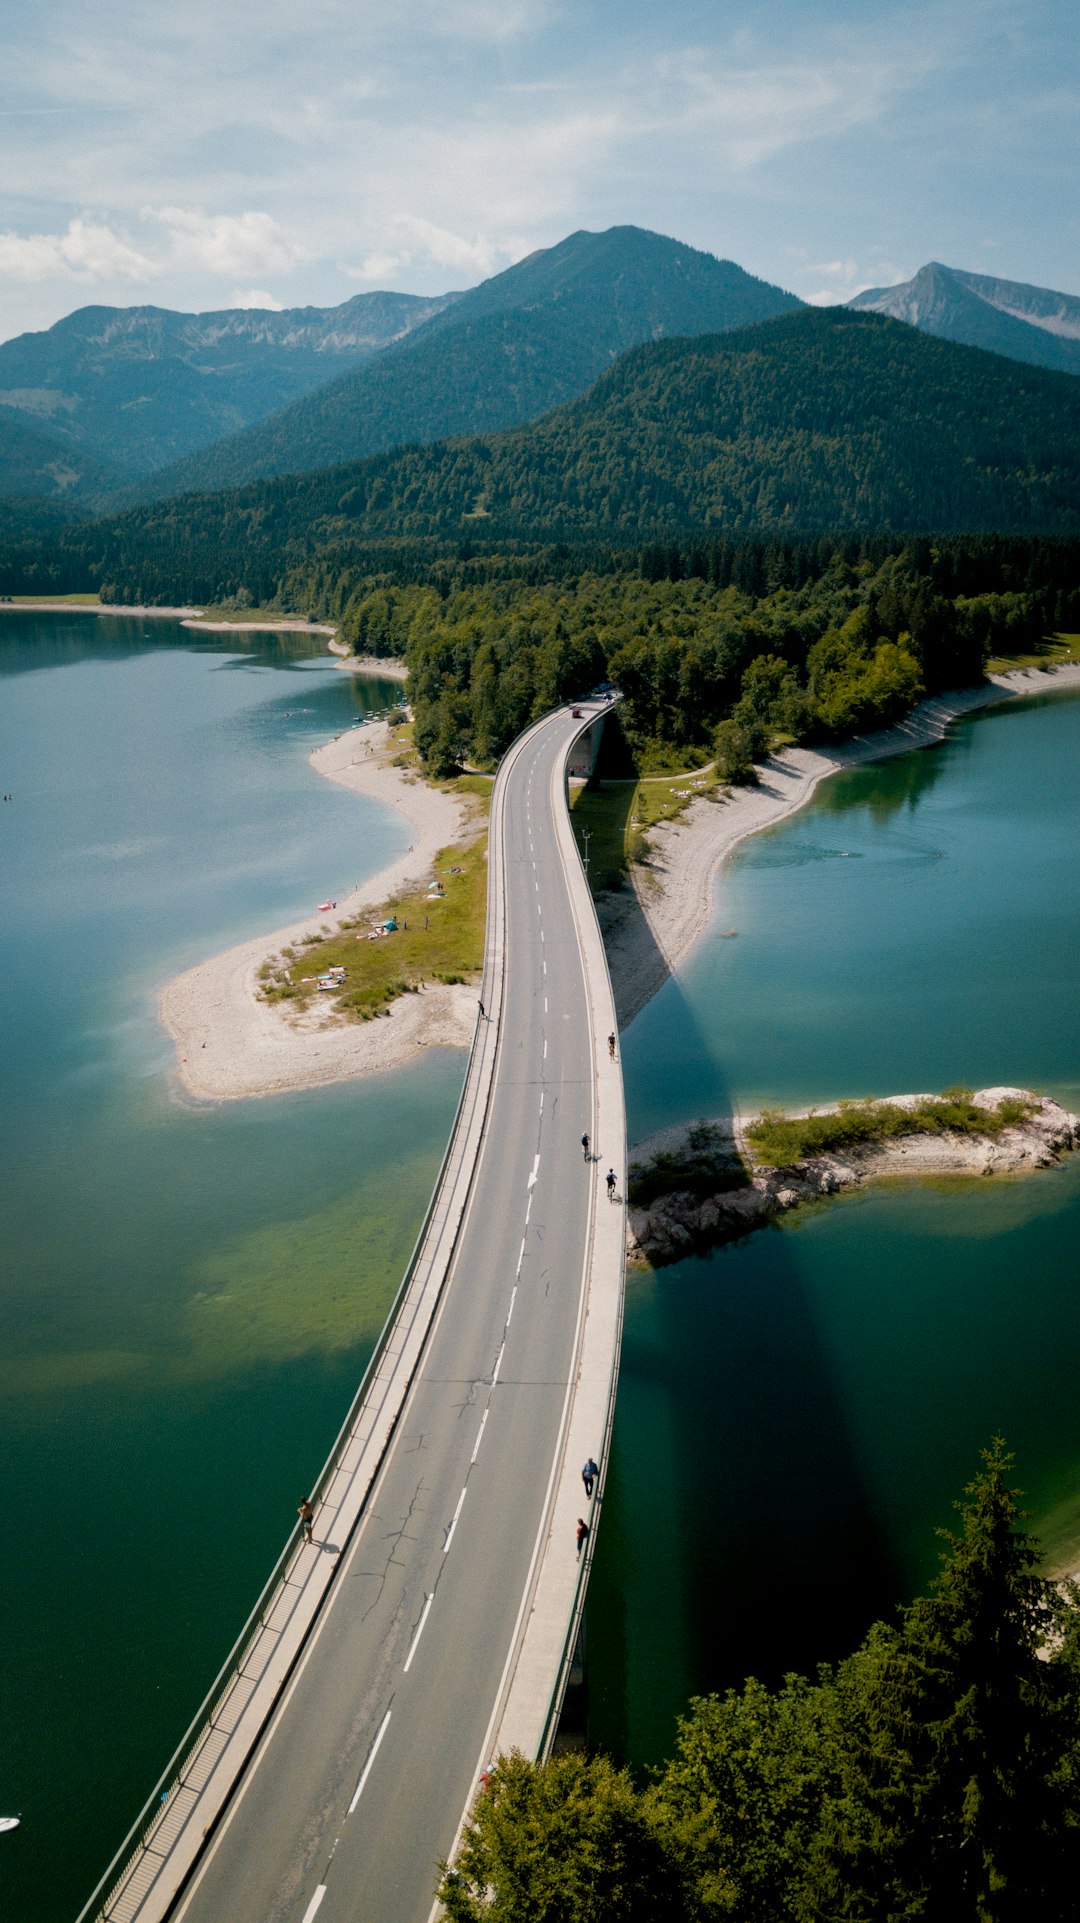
[627,1089,1079,1268]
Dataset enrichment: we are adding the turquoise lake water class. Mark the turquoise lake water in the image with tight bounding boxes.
[0,616,463,1922]
[588,685,1080,1764]
[3,618,1080,1916]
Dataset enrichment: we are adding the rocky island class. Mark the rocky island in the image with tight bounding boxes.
[626,1088,1079,1267]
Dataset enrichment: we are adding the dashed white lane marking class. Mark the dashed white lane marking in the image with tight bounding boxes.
[348,1710,392,1812]
[444,1487,468,1554]
[301,1885,328,1922]
[403,1593,435,1674]
[471,1407,489,1463]
[492,1342,505,1386]
[506,1285,517,1326]
[539,1091,545,1114]
[544,996,548,1013]
[525,1194,533,1225]
[542,958,547,976]
[543,1038,548,1060]
[528,1154,540,1187]
[517,1237,526,1273]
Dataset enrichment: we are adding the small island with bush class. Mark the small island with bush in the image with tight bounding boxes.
[626,1087,1078,1266]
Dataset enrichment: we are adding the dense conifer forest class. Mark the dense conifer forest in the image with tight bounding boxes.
[440,1447,1080,1921]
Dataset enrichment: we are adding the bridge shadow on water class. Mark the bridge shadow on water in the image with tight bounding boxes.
[583,966,903,1771]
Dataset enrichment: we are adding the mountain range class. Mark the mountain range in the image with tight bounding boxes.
[0,290,454,500]
[130,228,802,503]
[0,228,1077,547]
[48,305,1080,610]
[849,262,1080,377]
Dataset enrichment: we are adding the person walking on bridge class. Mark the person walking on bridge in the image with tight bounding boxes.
[607,1031,617,1061]
[298,1497,314,1546]
[576,1518,590,1558]
[606,1168,617,1202]
[582,1457,599,1499]
[581,1132,590,1162]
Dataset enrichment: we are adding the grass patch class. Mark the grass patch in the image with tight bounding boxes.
[260,820,488,1020]
[628,1122,751,1207]
[745,1089,1037,1168]
[188,602,316,625]
[987,631,1080,674]
[570,768,719,893]
[1,591,102,605]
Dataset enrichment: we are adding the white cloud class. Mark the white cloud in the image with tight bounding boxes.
[342,220,529,288]
[396,217,502,278]
[345,250,412,284]
[800,256,907,304]
[0,217,156,283]
[154,208,301,279]
[229,287,285,309]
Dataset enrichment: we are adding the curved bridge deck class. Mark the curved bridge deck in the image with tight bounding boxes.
[81,698,626,1923]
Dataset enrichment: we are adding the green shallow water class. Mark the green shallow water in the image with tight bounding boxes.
[589,685,1080,1766]
[5,618,1080,1910]
[0,617,463,1921]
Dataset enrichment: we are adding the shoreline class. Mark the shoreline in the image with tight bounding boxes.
[606,664,1080,1031]
[159,719,481,1101]
[161,658,1080,1103]
[625,1090,1079,1268]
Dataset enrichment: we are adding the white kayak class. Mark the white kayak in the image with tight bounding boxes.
[0,1816,20,1832]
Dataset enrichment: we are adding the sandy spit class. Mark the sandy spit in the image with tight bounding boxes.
[159,720,480,1102]
[606,665,1080,1031]
[160,658,1080,1104]
[1,599,204,619]
[181,617,336,635]
[626,1089,1079,1267]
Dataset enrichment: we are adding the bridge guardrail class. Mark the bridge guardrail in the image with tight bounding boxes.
[76,701,586,1923]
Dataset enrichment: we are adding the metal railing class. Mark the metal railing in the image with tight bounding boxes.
[75,701,573,1922]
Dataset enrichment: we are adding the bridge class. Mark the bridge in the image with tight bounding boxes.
[79,695,627,1923]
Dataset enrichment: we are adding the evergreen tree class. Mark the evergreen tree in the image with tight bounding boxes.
[819,1440,1080,1920]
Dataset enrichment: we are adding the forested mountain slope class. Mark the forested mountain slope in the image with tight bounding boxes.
[850,262,1080,376]
[0,290,453,484]
[69,307,1080,605]
[134,226,801,500]
[0,404,122,504]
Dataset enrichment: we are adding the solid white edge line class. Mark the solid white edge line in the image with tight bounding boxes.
[471,1407,489,1464]
[444,1486,467,1553]
[403,1593,435,1674]
[301,1884,328,1922]
[348,1709,392,1813]
[161,710,554,1923]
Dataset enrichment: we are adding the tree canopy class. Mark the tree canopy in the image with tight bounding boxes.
[441,1445,1080,1921]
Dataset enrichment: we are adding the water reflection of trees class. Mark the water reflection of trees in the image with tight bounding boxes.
[815,744,954,826]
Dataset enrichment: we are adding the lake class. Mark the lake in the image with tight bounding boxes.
[588,683,1080,1764]
[3,617,1079,1914]
[0,614,464,1922]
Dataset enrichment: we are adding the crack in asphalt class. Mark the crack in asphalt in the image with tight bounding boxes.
[360,1481,426,1622]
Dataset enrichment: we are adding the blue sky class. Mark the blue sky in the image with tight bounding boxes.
[0,0,1076,340]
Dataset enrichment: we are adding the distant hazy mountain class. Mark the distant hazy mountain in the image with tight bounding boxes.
[849,262,1080,376]
[66,308,1080,607]
[0,291,455,484]
[134,227,803,501]
[0,403,122,504]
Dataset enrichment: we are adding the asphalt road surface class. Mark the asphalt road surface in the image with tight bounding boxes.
[173,706,608,1923]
